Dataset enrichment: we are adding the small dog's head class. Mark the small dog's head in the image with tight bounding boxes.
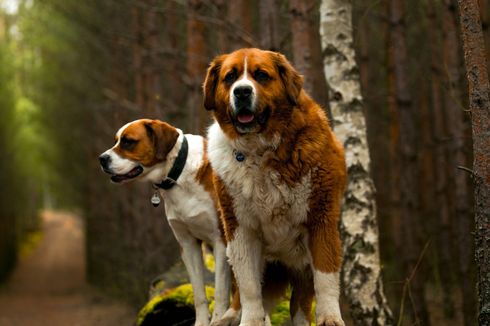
[99,119,179,183]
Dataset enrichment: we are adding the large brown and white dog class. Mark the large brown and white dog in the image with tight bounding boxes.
[204,48,346,326]
[99,119,230,326]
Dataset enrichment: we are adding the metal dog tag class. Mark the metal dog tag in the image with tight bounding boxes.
[151,192,161,207]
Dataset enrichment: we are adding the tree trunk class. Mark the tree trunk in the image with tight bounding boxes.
[290,0,331,120]
[385,0,402,269]
[319,1,394,324]
[388,0,430,324]
[212,0,228,53]
[143,0,161,116]
[443,0,478,324]
[186,0,209,134]
[259,0,280,51]
[457,1,490,324]
[427,0,456,318]
[227,0,253,50]
[132,4,144,110]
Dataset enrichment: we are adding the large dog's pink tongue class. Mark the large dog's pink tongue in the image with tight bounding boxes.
[237,113,254,123]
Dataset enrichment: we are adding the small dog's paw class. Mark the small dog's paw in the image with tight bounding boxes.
[194,322,209,326]
[210,318,239,326]
[239,322,265,326]
[210,309,240,326]
[316,315,345,326]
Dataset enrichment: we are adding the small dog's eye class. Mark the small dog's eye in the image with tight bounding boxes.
[254,70,270,83]
[120,137,137,150]
[224,70,237,85]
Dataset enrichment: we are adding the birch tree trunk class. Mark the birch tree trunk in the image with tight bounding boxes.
[457,1,490,324]
[319,1,393,324]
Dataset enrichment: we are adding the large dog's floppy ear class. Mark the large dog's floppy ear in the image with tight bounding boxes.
[270,52,303,106]
[145,120,179,161]
[203,55,226,111]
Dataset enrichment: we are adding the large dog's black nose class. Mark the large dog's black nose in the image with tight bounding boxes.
[99,154,111,169]
[233,85,253,100]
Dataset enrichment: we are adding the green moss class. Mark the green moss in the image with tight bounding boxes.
[137,283,316,326]
[204,252,215,272]
[136,284,215,326]
[270,299,290,325]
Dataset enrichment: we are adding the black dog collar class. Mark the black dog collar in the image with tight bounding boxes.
[154,136,188,190]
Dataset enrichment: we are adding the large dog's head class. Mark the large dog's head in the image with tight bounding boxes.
[99,119,179,183]
[203,48,303,137]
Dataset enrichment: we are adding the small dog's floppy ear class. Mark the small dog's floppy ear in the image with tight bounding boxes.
[203,54,226,111]
[270,52,303,106]
[145,120,179,161]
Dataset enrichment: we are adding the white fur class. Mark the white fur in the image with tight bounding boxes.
[208,122,312,268]
[230,57,257,114]
[292,308,309,326]
[313,271,343,325]
[208,122,316,325]
[208,121,344,325]
[102,121,231,326]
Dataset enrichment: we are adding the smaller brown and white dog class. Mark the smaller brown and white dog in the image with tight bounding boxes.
[99,119,230,326]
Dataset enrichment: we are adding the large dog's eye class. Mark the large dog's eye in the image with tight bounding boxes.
[120,137,138,150]
[253,70,270,83]
[224,70,237,85]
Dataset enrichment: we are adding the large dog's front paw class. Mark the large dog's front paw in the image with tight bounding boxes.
[316,314,345,326]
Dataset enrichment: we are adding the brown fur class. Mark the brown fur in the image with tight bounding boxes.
[204,48,346,318]
[114,119,179,167]
[213,175,239,242]
[195,138,226,243]
[290,270,315,321]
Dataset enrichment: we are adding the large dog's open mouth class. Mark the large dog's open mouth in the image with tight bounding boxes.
[110,165,144,183]
[236,109,255,124]
[234,107,270,132]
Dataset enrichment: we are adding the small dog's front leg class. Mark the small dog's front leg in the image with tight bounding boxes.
[212,239,231,322]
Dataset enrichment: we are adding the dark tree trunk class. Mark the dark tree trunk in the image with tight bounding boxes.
[457,1,490,324]
[212,0,228,53]
[289,0,331,120]
[186,0,209,134]
[143,0,161,116]
[227,0,254,50]
[443,0,478,324]
[388,0,430,324]
[259,0,280,51]
[427,0,456,318]
[132,4,144,110]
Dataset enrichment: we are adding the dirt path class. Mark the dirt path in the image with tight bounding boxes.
[0,211,134,326]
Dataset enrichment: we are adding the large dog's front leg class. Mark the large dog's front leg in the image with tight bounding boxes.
[227,226,266,326]
[308,219,344,326]
[171,220,209,326]
[211,239,231,322]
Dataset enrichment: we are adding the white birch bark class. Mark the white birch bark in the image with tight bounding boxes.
[319,1,394,325]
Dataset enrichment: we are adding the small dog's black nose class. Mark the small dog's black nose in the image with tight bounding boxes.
[233,86,253,100]
[99,154,111,169]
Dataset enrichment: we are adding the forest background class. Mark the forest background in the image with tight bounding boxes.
[0,0,488,325]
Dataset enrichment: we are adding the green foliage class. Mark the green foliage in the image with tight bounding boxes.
[137,283,296,326]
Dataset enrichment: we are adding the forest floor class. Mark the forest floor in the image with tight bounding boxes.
[0,210,134,326]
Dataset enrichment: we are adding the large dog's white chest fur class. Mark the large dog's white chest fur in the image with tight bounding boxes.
[208,123,312,267]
